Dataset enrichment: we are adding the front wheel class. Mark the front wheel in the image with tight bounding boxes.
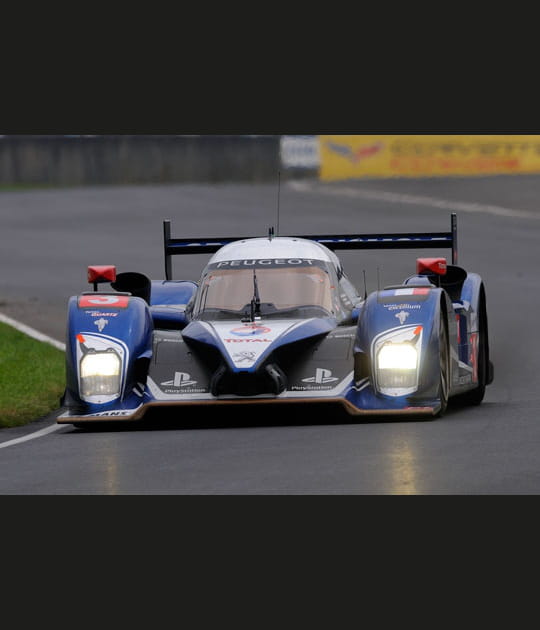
[436,315,450,418]
[454,288,489,406]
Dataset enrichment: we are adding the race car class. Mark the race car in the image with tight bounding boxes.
[58,213,493,425]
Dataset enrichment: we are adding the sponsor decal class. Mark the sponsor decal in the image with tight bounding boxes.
[302,368,339,385]
[384,303,422,312]
[159,371,207,394]
[291,367,341,392]
[325,141,384,163]
[230,324,272,337]
[280,135,320,169]
[224,338,272,343]
[320,135,540,181]
[93,318,109,332]
[78,295,129,308]
[85,311,119,318]
[213,259,316,268]
[232,351,257,363]
[395,311,410,325]
[88,410,135,417]
[210,319,300,368]
[161,372,198,387]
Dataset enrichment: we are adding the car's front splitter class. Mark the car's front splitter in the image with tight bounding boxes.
[57,394,438,424]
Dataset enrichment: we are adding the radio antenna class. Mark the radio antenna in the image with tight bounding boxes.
[276,170,281,236]
[363,270,368,300]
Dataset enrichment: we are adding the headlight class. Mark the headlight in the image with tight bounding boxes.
[80,350,121,397]
[378,343,417,370]
[373,326,422,397]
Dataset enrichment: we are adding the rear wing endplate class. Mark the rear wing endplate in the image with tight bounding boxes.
[163,214,458,280]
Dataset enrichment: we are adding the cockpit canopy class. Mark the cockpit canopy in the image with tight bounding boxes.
[192,259,336,320]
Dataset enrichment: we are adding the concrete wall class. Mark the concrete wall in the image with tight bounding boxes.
[0,135,289,185]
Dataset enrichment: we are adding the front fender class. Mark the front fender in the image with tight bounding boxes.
[64,294,153,411]
[354,287,456,400]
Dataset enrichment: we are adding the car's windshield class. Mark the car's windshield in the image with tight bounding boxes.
[193,263,334,320]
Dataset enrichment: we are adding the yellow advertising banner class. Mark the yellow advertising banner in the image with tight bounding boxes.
[319,135,540,180]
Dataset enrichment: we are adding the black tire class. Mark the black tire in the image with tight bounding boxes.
[436,314,450,418]
[454,289,488,406]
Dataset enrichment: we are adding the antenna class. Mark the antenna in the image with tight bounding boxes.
[363,269,368,300]
[451,212,458,265]
[377,267,381,291]
[276,170,281,236]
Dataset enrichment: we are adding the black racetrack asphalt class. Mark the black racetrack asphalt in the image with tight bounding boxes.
[1,175,539,494]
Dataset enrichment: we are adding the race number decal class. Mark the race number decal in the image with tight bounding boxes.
[78,295,129,308]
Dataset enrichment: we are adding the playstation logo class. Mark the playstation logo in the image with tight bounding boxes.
[161,372,198,387]
[302,368,339,384]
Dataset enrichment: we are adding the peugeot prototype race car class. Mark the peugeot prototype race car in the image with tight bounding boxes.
[58,214,493,425]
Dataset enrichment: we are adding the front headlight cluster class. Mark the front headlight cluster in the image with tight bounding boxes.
[80,349,121,399]
[373,326,422,397]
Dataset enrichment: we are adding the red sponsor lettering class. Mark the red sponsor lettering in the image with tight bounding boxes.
[390,157,521,172]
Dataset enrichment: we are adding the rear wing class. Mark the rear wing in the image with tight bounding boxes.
[163,214,458,280]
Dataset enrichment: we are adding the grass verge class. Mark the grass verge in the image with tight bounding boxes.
[0,321,64,428]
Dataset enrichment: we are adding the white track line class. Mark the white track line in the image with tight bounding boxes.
[0,313,65,351]
[0,312,66,448]
[289,180,540,220]
[0,422,65,449]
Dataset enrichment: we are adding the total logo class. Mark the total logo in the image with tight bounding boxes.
[230,324,272,337]
[302,368,339,384]
[161,372,198,387]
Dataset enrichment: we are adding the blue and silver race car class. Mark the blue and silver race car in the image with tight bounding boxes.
[58,214,493,425]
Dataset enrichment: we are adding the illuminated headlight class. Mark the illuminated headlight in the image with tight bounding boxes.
[373,326,422,396]
[378,343,417,370]
[80,350,121,397]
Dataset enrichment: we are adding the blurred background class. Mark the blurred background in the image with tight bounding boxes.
[2,133,540,185]
[0,134,313,186]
